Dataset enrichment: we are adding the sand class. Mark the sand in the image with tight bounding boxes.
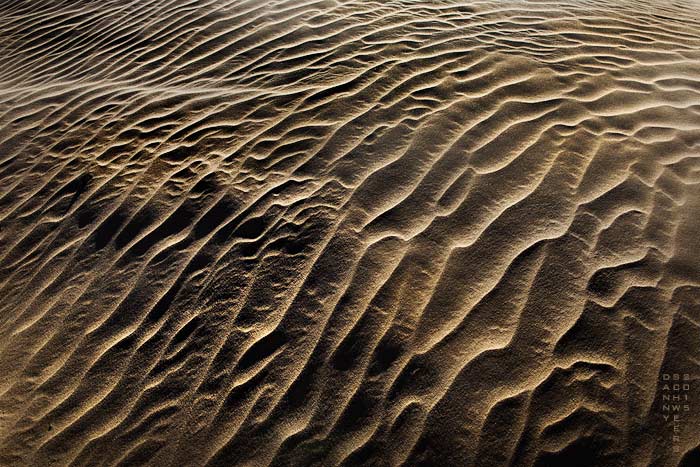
[1,0,699,466]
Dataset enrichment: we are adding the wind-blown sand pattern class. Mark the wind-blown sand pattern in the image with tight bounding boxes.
[1,0,700,465]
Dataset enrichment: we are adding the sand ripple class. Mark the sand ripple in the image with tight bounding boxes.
[1,1,700,466]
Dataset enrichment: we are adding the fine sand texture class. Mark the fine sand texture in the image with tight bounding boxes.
[1,1,700,466]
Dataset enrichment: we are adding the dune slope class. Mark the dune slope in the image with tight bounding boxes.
[1,1,700,466]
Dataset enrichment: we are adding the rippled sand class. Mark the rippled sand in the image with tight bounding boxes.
[1,1,700,466]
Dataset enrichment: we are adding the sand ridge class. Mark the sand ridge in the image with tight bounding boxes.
[1,0,700,466]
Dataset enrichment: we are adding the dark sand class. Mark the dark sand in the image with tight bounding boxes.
[1,1,700,465]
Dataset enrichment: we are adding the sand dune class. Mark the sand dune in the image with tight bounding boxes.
[1,0,700,465]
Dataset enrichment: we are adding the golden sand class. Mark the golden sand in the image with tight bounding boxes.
[1,1,699,465]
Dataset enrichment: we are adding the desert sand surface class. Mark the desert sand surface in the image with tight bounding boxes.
[1,0,700,466]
